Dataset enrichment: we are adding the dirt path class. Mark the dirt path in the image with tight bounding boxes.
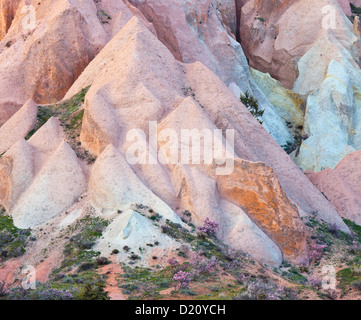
[99,257,127,300]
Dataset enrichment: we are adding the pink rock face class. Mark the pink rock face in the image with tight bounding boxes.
[2,0,360,272]
[0,0,21,41]
[0,0,159,126]
[63,16,349,264]
[340,1,361,15]
[239,0,296,88]
[339,0,352,15]
[307,151,361,225]
[0,99,37,154]
[239,0,360,89]
[125,0,267,98]
[0,0,108,125]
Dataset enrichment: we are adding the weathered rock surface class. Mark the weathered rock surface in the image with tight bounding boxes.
[239,0,361,172]
[0,0,108,125]
[296,59,361,171]
[0,139,34,212]
[12,140,86,229]
[0,99,37,154]
[0,117,86,228]
[250,68,305,132]
[0,0,21,41]
[3,0,361,271]
[64,16,350,264]
[94,209,182,265]
[307,150,361,225]
[125,0,294,146]
[89,144,182,224]
[217,159,308,264]
[221,199,283,267]
[240,0,359,89]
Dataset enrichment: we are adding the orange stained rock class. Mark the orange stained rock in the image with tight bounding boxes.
[217,158,308,264]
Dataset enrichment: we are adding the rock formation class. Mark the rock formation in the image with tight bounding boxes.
[3,1,361,292]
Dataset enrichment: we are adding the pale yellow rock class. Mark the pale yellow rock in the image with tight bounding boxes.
[250,68,305,129]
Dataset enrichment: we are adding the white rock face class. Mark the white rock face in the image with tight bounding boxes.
[94,209,181,264]
[288,7,361,172]
[12,141,87,228]
[296,59,361,171]
[89,144,182,224]
[59,208,82,230]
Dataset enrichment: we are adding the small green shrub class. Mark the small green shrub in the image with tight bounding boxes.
[54,215,108,273]
[351,3,361,15]
[0,213,31,261]
[74,282,110,300]
[240,91,264,124]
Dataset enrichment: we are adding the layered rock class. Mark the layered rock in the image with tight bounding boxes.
[94,209,183,266]
[11,141,86,228]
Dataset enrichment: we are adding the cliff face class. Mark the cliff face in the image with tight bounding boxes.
[1,0,361,300]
